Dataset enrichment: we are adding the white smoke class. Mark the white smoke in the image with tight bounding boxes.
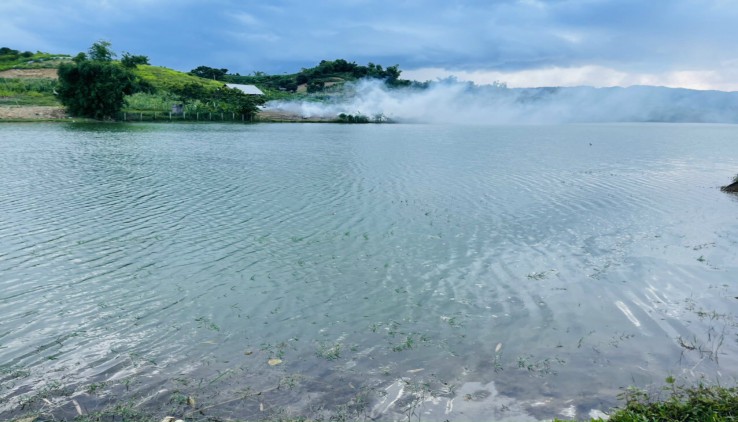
[264,79,738,124]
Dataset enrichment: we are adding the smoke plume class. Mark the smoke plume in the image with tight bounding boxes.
[265,79,738,124]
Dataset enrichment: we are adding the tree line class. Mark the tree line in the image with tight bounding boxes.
[193,58,413,93]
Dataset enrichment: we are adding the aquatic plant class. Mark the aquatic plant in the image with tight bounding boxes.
[605,380,738,422]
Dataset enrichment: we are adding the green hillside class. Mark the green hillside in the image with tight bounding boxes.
[133,65,222,92]
[0,47,70,72]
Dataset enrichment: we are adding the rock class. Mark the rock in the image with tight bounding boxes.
[721,181,738,193]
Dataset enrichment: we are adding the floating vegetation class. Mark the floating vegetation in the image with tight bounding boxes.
[194,316,220,331]
[527,269,557,280]
[516,354,566,376]
[315,342,342,360]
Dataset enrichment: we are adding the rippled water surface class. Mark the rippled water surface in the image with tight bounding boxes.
[2,122,738,420]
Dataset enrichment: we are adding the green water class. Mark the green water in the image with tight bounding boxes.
[1,122,738,421]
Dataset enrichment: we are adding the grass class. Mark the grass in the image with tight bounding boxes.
[0,51,71,72]
[603,381,738,422]
[124,92,177,112]
[132,65,222,93]
[0,78,60,106]
[554,381,738,422]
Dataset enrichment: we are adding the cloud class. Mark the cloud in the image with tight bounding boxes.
[3,0,738,89]
[403,66,738,91]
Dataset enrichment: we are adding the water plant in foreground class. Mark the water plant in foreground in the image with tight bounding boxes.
[566,379,738,422]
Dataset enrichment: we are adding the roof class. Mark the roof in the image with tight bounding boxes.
[225,83,264,95]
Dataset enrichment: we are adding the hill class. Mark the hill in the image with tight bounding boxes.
[0,47,71,72]
[133,65,222,92]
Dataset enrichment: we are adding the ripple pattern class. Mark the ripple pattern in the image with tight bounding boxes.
[1,122,738,420]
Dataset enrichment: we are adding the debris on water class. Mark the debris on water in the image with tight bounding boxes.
[244,350,253,356]
[72,399,83,415]
[407,368,424,373]
[268,358,283,366]
[160,417,176,422]
[495,343,502,353]
[259,402,265,412]
[187,396,196,408]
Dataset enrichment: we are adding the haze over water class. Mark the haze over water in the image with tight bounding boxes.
[1,122,738,420]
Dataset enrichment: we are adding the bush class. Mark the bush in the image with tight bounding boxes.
[606,380,738,422]
[57,59,136,119]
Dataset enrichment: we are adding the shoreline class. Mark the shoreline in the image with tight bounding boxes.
[0,106,349,124]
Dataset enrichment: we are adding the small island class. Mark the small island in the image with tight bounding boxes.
[722,178,738,193]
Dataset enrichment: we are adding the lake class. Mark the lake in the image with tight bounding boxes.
[1,122,738,421]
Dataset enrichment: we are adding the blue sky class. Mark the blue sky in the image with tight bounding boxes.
[3,0,738,90]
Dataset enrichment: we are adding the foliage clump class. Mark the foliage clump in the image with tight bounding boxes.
[189,65,228,81]
[56,41,143,119]
[121,52,149,68]
[605,380,738,422]
[337,113,370,123]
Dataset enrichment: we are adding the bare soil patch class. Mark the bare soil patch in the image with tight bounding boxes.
[0,68,58,79]
[0,106,66,120]
[258,109,335,122]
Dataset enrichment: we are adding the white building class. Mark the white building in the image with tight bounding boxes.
[225,83,264,95]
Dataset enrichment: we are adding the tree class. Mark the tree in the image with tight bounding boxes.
[121,52,149,68]
[88,40,115,62]
[307,80,324,93]
[211,86,265,118]
[57,42,136,119]
[171,82,208,104]
[72,52,87,63]
[189,66,228,80]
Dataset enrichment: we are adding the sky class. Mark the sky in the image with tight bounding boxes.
[3,0,738,91]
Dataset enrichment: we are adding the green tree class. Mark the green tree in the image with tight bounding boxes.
[211,86,265,118]
[307,80,324,93]
[88,40,115,62]
[189,66,228,80]
[121,52,149,68]
[57,42,136,119]
[171,82,208,104]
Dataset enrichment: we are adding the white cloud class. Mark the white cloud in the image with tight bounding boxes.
[232,12,261,27]
[403,65,738,91]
